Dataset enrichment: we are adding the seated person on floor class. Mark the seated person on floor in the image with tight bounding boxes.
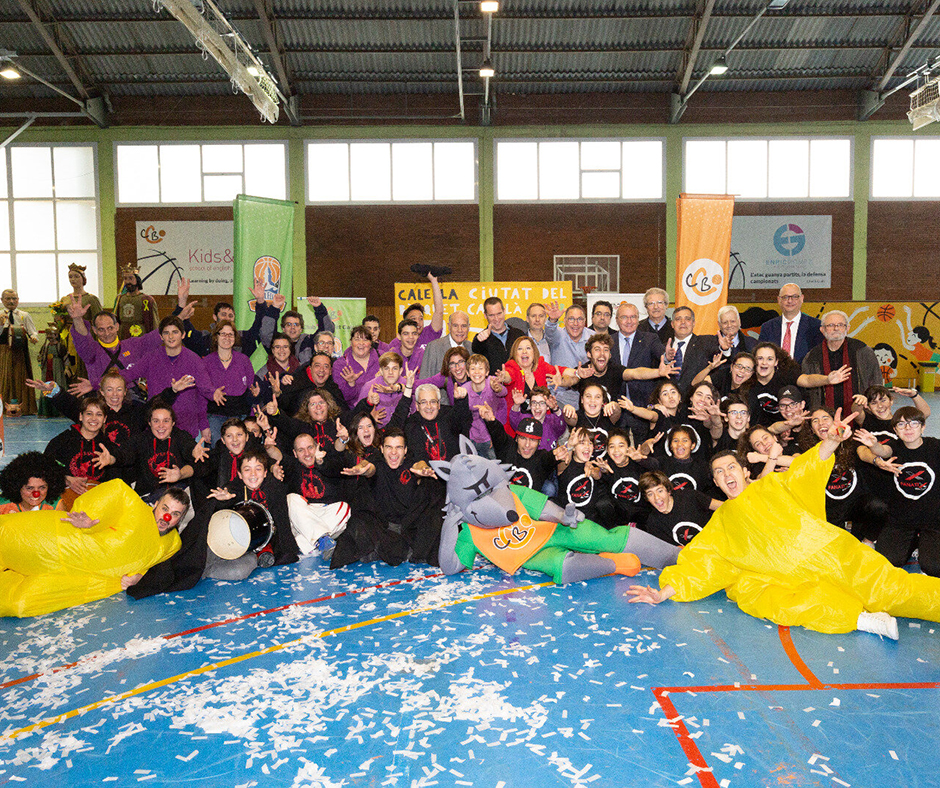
[593,429,656,528]
[191,416,280,502]
[552,427,610,525]
[284,432,361,557]
[0,451,66,513]
[867,407,940,577]
[650,425,714,494]
[126,450,299,600]
[627,409,940,640]
[1,480,184,617]
[330,427,440,569]
[95,399,206,504]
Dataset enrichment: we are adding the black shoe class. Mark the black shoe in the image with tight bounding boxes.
[410,263,452,279]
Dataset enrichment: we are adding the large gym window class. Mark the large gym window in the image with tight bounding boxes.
[0,144,100,304]
[306,140,477,204]
[684,137,852,199]
[115,142,288,205]
[871,137,940,198]
[494,139,664,202]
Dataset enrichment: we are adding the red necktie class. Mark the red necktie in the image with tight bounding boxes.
[782,321,793,355]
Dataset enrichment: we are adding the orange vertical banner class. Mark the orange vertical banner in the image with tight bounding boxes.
[674,193,735,334]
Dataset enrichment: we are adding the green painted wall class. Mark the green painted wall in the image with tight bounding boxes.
[7,118,939,302]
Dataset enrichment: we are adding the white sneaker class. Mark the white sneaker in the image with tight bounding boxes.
[856,611,899,641]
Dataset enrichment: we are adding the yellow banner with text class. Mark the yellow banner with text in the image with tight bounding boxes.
[394,281,573,335]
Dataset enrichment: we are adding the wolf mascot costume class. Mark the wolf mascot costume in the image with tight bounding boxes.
[432,437,680,584]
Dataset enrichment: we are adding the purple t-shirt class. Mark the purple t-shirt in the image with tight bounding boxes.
[72,323,163,387]
[388,323,442,354]
[357,372,404,427]
[333,347,380,407]
[462,380,507,443]
[124,347,214,437]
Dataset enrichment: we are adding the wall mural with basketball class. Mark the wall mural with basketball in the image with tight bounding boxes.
[738,300,940,384]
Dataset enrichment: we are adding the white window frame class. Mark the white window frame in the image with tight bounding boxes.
[114,140,289,206]
[1,142,102,306]
[682,136,854,201]
[494,137,666,203]
[305,139,479,205]
[869,135,940,200]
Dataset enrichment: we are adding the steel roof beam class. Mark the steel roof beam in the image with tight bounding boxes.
[876,0,940,91]
[676,0,717,95]
[250,0,300,125]
[13,0,92,100]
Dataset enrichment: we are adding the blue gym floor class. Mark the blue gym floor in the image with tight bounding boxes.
[1,408,939,788]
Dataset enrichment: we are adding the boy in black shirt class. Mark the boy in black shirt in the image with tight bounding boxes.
[480,405,558,493]
[638,470,720,546]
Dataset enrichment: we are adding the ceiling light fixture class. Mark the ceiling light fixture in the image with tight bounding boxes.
[709,55,728,75]
[0,66,20,80]
[479,58,495,78]
[480,1,499,12]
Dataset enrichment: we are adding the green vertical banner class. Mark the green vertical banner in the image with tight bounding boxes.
[296,297,367,354]
[233,194,294,367]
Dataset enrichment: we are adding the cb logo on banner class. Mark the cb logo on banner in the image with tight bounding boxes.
[680,257,724,306]
[251,255,281,311]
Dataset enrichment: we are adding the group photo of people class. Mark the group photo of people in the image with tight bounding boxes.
[3,266,939,642]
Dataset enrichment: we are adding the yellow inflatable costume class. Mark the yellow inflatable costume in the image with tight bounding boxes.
[0,479,181,618]
[660,446,940,633]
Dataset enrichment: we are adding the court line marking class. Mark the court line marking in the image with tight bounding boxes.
[653,624,940,788]
[0,571,445,691]
[0,580,553,743]
[777,625,823,688]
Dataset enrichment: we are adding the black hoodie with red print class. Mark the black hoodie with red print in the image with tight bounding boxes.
[390,390,473,465]
[44,424,117,484]
[114,427,197,497]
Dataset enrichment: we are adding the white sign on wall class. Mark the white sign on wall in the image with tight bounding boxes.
[729,215,832,290]
[586,291,649,321]
[136,221,235,296]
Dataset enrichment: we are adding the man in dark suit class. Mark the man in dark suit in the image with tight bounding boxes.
[758,283,822,363]
[637,287,674,346]
[691,305,759,366]
[667,306,713,394]
[611,302,664,440]
[716,305,758,355]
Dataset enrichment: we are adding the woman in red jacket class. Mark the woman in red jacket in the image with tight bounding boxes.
[498,336,573,436]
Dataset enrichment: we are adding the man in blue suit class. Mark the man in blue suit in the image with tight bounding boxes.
[611,302,664,440]
[757,282,822,363]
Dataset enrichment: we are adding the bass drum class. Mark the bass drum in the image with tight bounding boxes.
[207,500,274,560]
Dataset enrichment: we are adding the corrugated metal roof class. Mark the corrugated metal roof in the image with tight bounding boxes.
[1,0,938,111]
